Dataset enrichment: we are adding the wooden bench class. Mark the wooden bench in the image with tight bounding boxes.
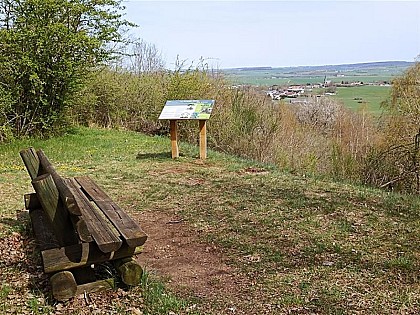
[20,148,147,301]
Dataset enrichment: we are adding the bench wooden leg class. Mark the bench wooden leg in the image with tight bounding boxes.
[50,271,77,301]
[114,257,143,286]
[51,269,116,301]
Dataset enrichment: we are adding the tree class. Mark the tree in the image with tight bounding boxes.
[128,39,165,75]
[384,61,420,138]
[0,0,132,138]
[366,62,420,193]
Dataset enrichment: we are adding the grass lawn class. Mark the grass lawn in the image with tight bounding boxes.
[333,86,391,115]
[1,127,419,314]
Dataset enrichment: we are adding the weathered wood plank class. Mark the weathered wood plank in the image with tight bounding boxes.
[28,207,60,251]
[50,271,77,301]
[75,176,147,248]
[41,242,143,274]
[75,278,115,296]
[37,150,82,216]
[66,178,122,253]
[20,147,43,180]
[32,173,78,246]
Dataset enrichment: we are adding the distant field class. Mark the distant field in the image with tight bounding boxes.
[222,61,410,87]
[227,74,325,86]
[225,73,394,87]
[333,86,391,115]
[222,62,405,114]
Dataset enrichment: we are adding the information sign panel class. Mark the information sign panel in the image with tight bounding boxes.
[158,100,215,120]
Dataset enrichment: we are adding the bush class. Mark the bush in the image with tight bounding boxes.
[0,86,14,142]
[209,87,281,162]
[0,0,131,138]
[364,62,420,193]
[68,68,168,132]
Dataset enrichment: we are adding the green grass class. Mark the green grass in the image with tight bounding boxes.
[141,270,193,315]
[1,127,420,314]
[333,86,391,114]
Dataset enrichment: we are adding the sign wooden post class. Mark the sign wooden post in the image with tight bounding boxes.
[159,100,215,160]
[170,120,179,158]
[199,120,207,159]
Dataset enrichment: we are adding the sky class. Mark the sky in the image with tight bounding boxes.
[121,1,420,69]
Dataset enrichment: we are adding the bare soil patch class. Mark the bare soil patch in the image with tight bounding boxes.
[0,208,252,314]
[137,210,252,314]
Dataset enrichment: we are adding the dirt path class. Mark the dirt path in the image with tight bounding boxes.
[0,209,253,314]
[137,210,252,314]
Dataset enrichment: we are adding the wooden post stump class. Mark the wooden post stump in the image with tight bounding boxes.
[50,271,77,301]
[114,257,143,286]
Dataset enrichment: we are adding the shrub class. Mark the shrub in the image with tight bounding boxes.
[364,62,420,193]
[0,0,131,138]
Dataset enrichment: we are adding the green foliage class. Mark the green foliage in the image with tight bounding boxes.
[0,84,14,142]
[386,62,420,120]
[0,0,131,138]
[365,62,420,193]
[382,62,420,146]
[69,68,168,133]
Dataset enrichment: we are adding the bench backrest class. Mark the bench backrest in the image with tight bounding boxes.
[20,148,78,246]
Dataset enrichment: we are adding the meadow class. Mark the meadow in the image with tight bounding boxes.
[0,127,419,314]
[333,86,391,115]
[0,3,418,313]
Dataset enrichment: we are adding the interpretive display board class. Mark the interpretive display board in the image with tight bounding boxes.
[159,100,215,160]
[158,100,215,120]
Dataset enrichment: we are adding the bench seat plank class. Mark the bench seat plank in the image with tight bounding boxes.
[75,176,147,248]
[66,178,123,253]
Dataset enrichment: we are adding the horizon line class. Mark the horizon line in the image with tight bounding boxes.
[220,60,415,70]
